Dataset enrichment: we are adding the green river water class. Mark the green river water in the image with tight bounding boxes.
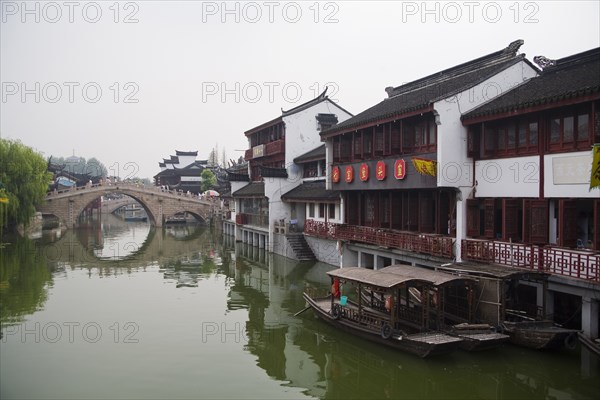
[0,214,598,399]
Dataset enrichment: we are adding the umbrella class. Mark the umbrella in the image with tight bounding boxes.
[203,190,220,197]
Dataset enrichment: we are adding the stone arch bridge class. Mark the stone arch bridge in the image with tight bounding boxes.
[39,183,217,228]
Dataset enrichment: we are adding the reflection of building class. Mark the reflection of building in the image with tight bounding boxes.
[225,89,352,259]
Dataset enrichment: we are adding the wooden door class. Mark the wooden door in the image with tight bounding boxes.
[466,199,480,238]
[503,199,520,241]
[559,199,577,248]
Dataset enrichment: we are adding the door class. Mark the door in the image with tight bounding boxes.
[559,199,578,248]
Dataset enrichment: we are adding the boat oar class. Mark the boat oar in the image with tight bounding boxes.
[293,306,311,317]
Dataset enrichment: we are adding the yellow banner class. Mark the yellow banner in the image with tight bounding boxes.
[412,157,437,177]
[0,197,9,204]
[591,144,600,190]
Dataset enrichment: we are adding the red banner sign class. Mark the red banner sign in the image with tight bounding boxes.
[332,166,340,183]
[376,161,386,180]
[359,163,369,181]
[345,166,354,183]
[394,159,406,180]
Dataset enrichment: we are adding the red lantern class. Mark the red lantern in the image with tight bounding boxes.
[332,166,340,183]
[359,163,369,182]
[376,161,386,180]
[345,166,354,183]
[394,159,406,180]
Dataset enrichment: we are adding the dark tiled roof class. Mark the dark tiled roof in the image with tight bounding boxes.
[463,47,600,122]
[281,180,340,202]
[176,161,207,170]
[245,87,353,136]
[158,162,165,168]
[260,166,288,178]
[227,172,250,182]
[232,182,265,197]
[322,40,527,137]
[281,88,330,116]
[153,169,177,178]
[175,150,198,156]
[294,144,326,164]
[316,113,339,125]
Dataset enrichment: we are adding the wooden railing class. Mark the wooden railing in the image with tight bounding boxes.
[236,213,268,227]
[462,239,600,283]
[304,219,454,258]
[265,139,284,156]
[243,139,285,161]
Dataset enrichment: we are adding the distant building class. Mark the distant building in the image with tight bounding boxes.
[153,150,208,193]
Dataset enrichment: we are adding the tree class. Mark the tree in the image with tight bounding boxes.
[221,148,227,168]
[0,139,52,229]
[201,169,216,192]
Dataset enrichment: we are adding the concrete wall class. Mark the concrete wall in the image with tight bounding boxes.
[305,236,340,266]
[475,155,540,198]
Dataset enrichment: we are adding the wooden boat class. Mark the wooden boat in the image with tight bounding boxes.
[436,262,580,350]
[500,320,579,350]
[377,266,509,351]
[303,267,463,358]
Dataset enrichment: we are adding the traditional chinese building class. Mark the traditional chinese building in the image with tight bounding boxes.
[153,150,208,193]
[227,89,352,258]
[313,40,538,269]
[461,46,600,339]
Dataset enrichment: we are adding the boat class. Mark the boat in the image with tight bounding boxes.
[303,267,464,358]
[377,266,510,351]
[500,320,579,350]
[124,215,147,222]
[435,262,581,350]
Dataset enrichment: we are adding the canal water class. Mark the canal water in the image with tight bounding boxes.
[1,214,598,399]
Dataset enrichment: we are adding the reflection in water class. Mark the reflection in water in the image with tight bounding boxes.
[0,220,597,400]
[224,241,599,400]
[0,237,54,331]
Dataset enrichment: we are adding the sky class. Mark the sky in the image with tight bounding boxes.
[1,0,599,179]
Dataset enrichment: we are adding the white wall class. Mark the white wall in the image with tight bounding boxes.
[474,155,540,198]
[544,150,596,198]
[283,99,352,166]
[435,60,538,262]
[435,61,538,188]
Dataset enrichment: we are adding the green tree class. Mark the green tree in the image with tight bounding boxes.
[0,139,52,229]
[201,169,216,192]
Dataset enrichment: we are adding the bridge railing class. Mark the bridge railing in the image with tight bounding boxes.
[47,182,215,204]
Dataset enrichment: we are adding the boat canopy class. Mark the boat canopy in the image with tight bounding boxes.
[379,266,476,287]
[326,267,430,289]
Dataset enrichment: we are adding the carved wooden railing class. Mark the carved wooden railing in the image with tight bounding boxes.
[304,219,454,258]
[461,239,600,283]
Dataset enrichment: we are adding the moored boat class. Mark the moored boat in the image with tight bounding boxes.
[303,267,463,358]
[500,320,579,350]
[436,262,580,350]
[378,265,510,351]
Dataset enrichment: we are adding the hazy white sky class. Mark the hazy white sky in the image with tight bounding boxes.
[1,1,599,179]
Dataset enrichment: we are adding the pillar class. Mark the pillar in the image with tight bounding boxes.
[259,234,265,249]
[582,296,599,339]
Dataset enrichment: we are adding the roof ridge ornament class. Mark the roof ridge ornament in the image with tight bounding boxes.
[505,39,524,55]
[533,55,557,69]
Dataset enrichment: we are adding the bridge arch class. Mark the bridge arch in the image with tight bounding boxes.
[39,183,215,228]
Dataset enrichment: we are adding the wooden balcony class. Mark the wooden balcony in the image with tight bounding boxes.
[304,219,454,258]
[236,212,269,228]
[461,239,600,283]
[265,138,284,156]
[244,139,285,161]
